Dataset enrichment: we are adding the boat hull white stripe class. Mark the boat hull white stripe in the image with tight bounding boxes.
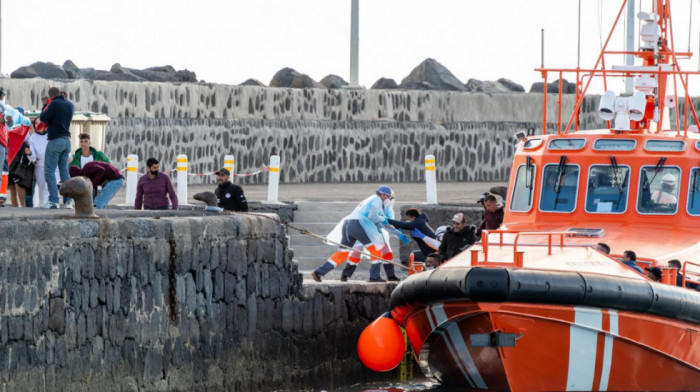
[598,310,618,391]
[444,322,487,389]
[427,304,487,390]
[567,307,602,391]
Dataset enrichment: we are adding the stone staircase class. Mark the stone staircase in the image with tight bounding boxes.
[290,201,409,279]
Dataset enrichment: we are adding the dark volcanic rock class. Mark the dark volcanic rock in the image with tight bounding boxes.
[529,78,577,94]
[465,78,510,93]
[320,74,348,89]
[370,78,399,89]
[11,62,68,79]
[270,68,300,87]
[497,78,525,92]
[401,81,437,91]
[62,60,95,80]
[399,58,467,91]
[290,74,323,89]
[270,68,322,88]
[93,70,143,82]
[239,79,266,87]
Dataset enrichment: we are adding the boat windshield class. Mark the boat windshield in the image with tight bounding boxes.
[586,164,630,213]
[510,163,535,212]
[637,166,681,214]
[688,168,700,215]
[539,163,579,212]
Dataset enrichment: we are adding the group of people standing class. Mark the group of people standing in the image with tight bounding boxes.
[1,86,248,213]
[0,86,79,208]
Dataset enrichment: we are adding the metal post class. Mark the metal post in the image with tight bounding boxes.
[625,0,635,94]
[350,0,359,86]
[223,154,234,176]
[266,155,281,203]
[176,154,188,205]
[125,154,138,206]
[424,155,437,204]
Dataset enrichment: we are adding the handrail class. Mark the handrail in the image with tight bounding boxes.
[681,261,700,288]
[513,232,573,255]
[475,230,574,267]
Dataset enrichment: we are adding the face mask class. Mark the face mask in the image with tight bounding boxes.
[383,198,393,208]
[150,170,159,175]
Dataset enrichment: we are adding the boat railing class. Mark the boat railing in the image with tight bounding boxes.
[681,261,700,288]
[474,230,575,267]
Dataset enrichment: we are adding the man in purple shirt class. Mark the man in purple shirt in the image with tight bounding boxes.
[69,161,124,209]
[134,157,178,210]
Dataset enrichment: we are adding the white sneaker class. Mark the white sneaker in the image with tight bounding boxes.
[64,201,74,209]
[39,202,59,209]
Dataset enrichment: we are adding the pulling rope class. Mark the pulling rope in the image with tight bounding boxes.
[228,210,411,271]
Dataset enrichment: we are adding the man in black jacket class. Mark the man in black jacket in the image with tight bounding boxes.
[214,168,248,211]
[438,212,476,262]
[388,208,436,261]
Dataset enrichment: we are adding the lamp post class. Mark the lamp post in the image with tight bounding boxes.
[350,0,358,86]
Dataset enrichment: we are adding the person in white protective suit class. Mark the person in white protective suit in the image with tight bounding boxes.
[311,185,409,283]
[339,192,409,282]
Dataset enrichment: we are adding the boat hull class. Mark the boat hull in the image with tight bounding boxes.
[401,301,700,392]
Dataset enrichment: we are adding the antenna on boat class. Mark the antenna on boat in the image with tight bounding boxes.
[577,0,581,68]
[625,0,636,94]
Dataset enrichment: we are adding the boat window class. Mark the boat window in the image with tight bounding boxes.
[688,168,700,215]
[696,141,700,151]
[523,138,542,149]
[585,165,630,213]
[548,139,585,150]
[644,140,686,152]
[510,163,535,212]
[637,166,680,214]
[593,139,636,151]
[539,163,579,212]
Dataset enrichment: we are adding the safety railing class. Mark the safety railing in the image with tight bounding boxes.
[681,261,700,288]
[472,230,574,268]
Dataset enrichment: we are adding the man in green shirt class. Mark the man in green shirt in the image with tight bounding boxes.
[69,133,110,168]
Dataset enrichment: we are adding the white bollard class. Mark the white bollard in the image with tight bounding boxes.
[425,155,438,204]
[125,154,139,205]
[223,155,234,175]
[176,154,188,205]
[266,155,280,203]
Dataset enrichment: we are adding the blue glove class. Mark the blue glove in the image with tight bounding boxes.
[410,228,425,239]
[398,233,410,244]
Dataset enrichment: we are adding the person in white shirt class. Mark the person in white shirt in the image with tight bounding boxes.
[27,118,57,207]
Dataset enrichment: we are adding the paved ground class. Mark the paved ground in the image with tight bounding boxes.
[115,181,508,205]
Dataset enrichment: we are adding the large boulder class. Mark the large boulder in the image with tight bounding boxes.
[270,67,300,87]
[497,78,525,92]
[270,67,322,88]
[529,78,577,94]
[124,65,197,82]
[62,60,95,80]
[10,62,68,79]
[465,78,510,93]
[401,81,437,91]
[94,68,144,82]
[109,63,147,82]
[320,74,348,89]
[239,78,266,87]
[399,58,467,91]
[370,78,399,89]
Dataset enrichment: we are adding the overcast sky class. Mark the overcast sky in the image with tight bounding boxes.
[4,1,700,94]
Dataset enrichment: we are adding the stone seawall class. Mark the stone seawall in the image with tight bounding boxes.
[0,77,607,184]
[107,118,528,184]
[0,211,394,391]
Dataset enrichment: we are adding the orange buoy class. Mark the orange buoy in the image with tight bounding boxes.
[357,312,406,372]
